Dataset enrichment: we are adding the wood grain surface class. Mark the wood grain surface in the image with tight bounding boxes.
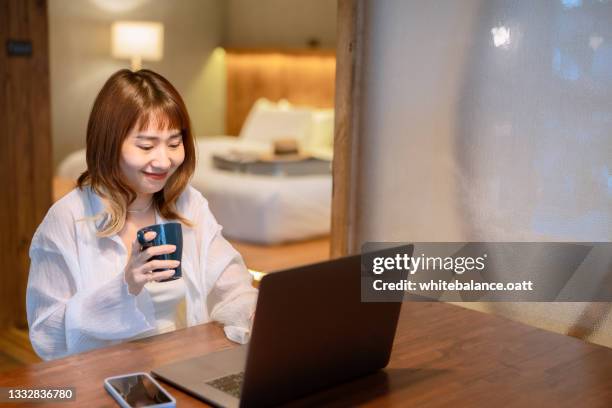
[330,0,365,258]
[1,302,612,407]
[0,0,53,330]
[231,236,329,273]
[225,49,336,136]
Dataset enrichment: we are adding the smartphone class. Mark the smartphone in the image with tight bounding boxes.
[104,372,176,408]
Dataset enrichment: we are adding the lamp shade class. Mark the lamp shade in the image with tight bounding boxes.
[111,21,164,62]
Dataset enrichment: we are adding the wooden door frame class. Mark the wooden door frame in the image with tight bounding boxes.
[330,0,365,258]
[0,0,53,329]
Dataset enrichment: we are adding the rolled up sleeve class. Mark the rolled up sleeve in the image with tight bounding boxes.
[197,197,258,343]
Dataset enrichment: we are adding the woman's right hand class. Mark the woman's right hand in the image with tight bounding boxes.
[124,231,180,295]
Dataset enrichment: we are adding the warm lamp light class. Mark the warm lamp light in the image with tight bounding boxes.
[111,21,164,70]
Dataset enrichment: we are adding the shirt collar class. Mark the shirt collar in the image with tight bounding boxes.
[86,185,166,230]
[83,185,108,231]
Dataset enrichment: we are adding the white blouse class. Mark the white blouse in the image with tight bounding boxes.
[26,185,258,361]
[141,278,187,337]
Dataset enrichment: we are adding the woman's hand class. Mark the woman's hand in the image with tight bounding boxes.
[124,231,180,295]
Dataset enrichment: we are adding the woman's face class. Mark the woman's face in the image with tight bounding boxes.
[120,119,185,195]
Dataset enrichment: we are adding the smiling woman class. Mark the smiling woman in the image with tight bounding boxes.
[26,69,257,361]
[76,69,196,237]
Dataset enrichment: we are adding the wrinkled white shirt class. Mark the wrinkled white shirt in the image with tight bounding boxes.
[26,185,258,361]
[142,277,187,337]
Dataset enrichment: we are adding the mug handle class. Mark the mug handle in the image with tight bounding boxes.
[137,228,152,246]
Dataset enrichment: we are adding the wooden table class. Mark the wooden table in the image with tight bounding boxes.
[1,302,612,407]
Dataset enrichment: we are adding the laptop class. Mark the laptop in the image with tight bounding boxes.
[152,245,412,407]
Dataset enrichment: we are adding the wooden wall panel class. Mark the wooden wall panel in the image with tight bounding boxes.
[0,0,52,329]
[225,49,336,136]
[330,0,365,257]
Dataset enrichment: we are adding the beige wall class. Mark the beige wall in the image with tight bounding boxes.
[224,0,336,48]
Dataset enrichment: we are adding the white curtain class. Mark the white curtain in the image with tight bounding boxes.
[357,0,612,345]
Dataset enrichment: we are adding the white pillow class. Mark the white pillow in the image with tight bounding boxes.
[307,109,334,150]
[239,98,313,148]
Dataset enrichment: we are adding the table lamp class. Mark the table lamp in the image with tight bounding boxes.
[111,21,164,71]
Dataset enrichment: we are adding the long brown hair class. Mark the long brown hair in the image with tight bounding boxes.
[77,69,196,236]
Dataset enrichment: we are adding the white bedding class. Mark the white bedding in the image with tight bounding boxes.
[56,137,332,244]
[194,137,331,244]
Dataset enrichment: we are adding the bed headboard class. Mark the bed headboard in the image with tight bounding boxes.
[225,48,336,136]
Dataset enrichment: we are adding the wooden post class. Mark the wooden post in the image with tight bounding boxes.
[0,0,53,329]
[330,0,365,258]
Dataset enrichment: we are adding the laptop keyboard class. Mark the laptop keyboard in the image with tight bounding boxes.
[205,371,244,398]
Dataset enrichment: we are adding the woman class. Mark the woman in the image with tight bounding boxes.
[26,69,257,361]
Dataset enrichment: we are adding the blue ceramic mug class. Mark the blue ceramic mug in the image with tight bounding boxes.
[137,222,183,282]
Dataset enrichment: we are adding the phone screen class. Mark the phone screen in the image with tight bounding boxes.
[108,374,172,407]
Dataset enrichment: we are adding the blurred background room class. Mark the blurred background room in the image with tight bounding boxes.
[50,0,338,272]
[1,0,337,371]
